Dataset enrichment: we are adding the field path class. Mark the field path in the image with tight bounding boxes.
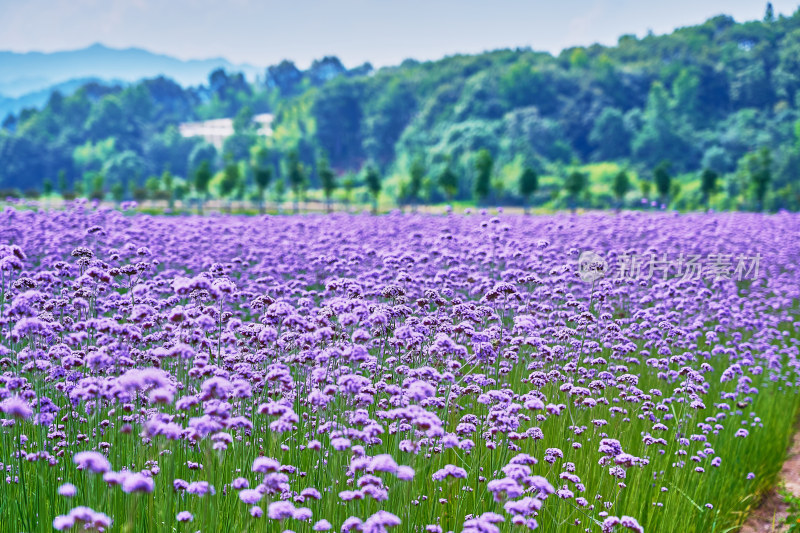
[740,426,800,532]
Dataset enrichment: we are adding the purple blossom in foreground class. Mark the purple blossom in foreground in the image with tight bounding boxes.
[121,472,155,493]
[53,506,112,531]
[313,519,332,530]
[58,483,77,498]
[267,501,296,520]
[73,452,111,474]
[1,396,33,419]
[362,510,401,532]
[432,464,468,481]
[239,489,262,504]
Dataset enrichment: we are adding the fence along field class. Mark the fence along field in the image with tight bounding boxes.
[0,206,799,532]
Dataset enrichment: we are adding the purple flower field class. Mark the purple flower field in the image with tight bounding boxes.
[1,204,799,532]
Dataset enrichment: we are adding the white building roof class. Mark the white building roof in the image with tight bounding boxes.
[179,113,274,148]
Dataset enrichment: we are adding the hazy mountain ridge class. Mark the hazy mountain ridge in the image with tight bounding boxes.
[0,43,259,98]
[0,77,120,118]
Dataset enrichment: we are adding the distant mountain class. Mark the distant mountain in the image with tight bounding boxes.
[0,43,260,97]
[0,77,118,118]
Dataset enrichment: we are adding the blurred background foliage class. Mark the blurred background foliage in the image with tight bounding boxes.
[3,5,800,212]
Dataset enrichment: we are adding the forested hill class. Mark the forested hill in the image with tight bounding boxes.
[3,6,800,210]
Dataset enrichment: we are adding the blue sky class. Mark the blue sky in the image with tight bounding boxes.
[1,0,798,67]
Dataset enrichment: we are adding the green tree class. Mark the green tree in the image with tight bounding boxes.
[474,149,493,205]
[220,160,240,212]
[286,149,306,213]
[654,161,672,203]
[90,173,105,201]
[640,180,652,201]
[342,172,356,212]
[612,170,632,210]
[85,96,129,142]
[700,168,718,208]
[194,160,212,215]
[252,147,273,214]
[145,175,160,204]
[189,144,217,177]
[670,181,682,204]
[174,182,189,204]
[233,105,254,133]
[491,173,506,205]
[701,146,734,175]
[144,126,197,179]
[273,177,286,213]
[318,155,336,213]
[111,182,125,204]
[162,170,174,209]
[421,175,435,206]
[438,163,458,203]
[43,178,53,198]
[223,132,256,164]
[312,79,365,168]
[795,120,800,152]
[563,170,588,212]
[234,169,246,208]
[672,69,701,123]
[518,167,539,214]
[570,48,590,69]
[748,147,772,211]
[499,59,557,112]
[364,164,382,214]
[102,150,147,200]
[57,170,67,194]
[632,82,694,169]
[408,155,425,211]
[589,108,630,160]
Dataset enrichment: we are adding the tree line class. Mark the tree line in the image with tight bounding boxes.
[2,4,800,212]
[17,141,781,215]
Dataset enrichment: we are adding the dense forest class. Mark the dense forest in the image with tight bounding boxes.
[2,4,800,211]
